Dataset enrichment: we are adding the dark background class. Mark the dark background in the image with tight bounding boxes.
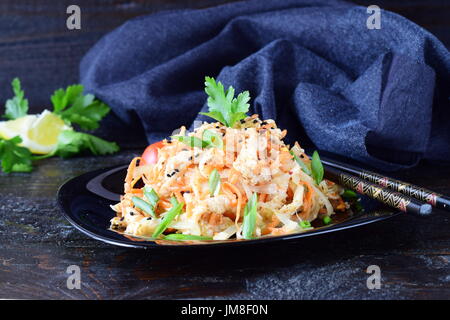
[0,0,449,299]
[1,0,449,128]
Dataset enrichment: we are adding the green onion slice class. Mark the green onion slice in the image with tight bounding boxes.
[290,150,312,175]
[171,135,208,148]
[152,200,184,238]
[202,129,223,149]
[242,193,258,239]
[163,234,213,241]
[311,150,324,185]
[342,189,357,199]
[299,220,312,229]
[143,186,159,207]
[323,216,332,225]
[132,196,156,218]
[208,169,221,197]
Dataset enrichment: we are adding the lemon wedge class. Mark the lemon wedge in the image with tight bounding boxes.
[0,110,71,154]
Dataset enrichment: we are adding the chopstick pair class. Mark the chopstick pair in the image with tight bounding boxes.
[321,159,450,217]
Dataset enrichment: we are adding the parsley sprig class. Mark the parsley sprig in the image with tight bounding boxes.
[0,136,33,173]
[4,78,29,120]
[51,84,110,130]
[47,130,119,159]
[200,76,250,128]
[0,78,119,173]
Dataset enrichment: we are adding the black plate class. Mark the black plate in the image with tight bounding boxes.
[57,164,401,249]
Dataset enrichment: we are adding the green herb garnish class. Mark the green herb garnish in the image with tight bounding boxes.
[163,234,213,241]
[0,136,33,173]
[0,78,119,173]
[290,150,312,175]
[51,84,110,130]
[171,129,223,149]
[311,150,324,185]
[200,76,250,128]
[342,189,358,199]
[299,220,312,229]
[144,186,159,207]
[171,136,207,148]
[132,196,156,218]
[354,200,364,213]
[323,216,332,225]
[170,196,179,206]
[4,78,29,120]
[37,130,119,159]
[202,130,223,148]
[208,168,221,197]
[242,193,258,239]
[152,198,184,238]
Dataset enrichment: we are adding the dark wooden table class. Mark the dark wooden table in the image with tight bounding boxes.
[0,0,449,300]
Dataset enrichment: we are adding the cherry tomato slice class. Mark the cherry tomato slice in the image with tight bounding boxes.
[141,141,164,165]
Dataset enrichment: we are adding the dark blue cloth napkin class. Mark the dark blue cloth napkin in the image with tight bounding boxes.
[80,0,450,171]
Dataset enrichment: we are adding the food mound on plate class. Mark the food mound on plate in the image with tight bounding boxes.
[110,77,348,242]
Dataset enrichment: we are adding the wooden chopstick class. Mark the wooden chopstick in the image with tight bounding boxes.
[322,158,450,212]
[323,164,432,217]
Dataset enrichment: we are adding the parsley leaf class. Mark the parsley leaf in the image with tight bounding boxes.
[200,76,250,128]
[4,78,29,120]
[52,130,120,158]
[51,85,110,130]
[0,136,33,173]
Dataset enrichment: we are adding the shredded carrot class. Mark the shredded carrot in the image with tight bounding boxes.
[124,157,141,193]
[269,227,288,236]
[299,181,315,219]
[223,182,243,225]
[131,189,144,196]
[208,213,223,226]
[262,215,280,235]
[174,191,184,204]
[222,187,237,206]
[260,194,268,203]
[159,200,172,209]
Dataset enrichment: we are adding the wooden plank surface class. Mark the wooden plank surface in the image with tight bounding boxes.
[0,0,449,299]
